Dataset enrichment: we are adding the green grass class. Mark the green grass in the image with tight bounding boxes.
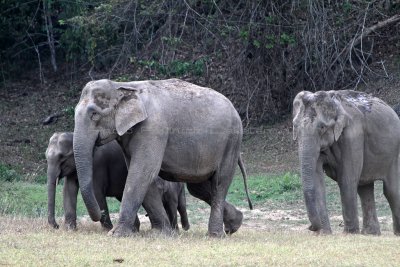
[0,181,121,218]
[0,173,302,218]
[227,172,302,207]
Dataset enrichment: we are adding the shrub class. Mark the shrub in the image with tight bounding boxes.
[0,164,21,182]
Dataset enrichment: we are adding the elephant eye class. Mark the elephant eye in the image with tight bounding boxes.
[91,112,101,121]
[317,122,327,134]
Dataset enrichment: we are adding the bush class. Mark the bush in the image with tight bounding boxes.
[1,1,397,123]
[0,164,21,182]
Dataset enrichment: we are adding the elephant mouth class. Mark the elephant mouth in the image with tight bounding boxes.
[95,132,117,146]
[320,146,328,152]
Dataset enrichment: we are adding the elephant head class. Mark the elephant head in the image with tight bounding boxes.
[292,90,349,232]
[45,132,75,228]
[73,79,148,221]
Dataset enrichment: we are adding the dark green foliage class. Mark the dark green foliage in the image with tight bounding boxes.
[0,0,398,123]
[0,164,21,182]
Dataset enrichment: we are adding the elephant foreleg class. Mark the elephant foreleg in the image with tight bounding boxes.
[142,184,173,234]
[315,158,331,234]
[109,137,168,237]
[338,177,360,234]
[358,183,380,235]
[63,177,78,230]
[337,140,363,234]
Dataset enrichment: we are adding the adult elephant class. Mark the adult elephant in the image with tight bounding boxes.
[46,132,190,232]
[293,90,400,235]
[73,78,252,237]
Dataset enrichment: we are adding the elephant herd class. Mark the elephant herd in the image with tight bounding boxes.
[46,78,400,237]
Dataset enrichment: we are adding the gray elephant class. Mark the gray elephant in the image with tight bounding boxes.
[293,90,400,235]
[73,78,253,237]
[46,132,190,231]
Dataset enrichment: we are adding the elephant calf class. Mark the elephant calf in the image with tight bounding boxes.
[45,132,190,231]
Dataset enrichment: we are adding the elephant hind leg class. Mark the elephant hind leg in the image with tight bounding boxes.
[383,162,400,235]
[63,177,79,230]
[357,183,380,235]
[187,181,242,235]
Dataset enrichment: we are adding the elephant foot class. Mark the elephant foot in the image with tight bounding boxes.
[48,221,59,229]
[308,224,318,232]
[182,223,190,231]
[361,226,381,236]
[108,223,135,237]
[65,222,77,231]
[343,227,360,234]
[207,230,226,238]
[224,207,243,235]
[307,225,332,235]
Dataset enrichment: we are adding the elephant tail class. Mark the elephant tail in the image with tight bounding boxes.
[238,154,253,210]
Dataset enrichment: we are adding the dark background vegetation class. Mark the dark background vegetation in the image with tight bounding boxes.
[2,0,400,124]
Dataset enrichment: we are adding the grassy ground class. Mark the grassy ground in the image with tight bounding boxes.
[1,172,398,266]
[1,217,400,267]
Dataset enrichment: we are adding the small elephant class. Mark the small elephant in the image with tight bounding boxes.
[46,132,190,231]
[293,90,400,235]
[73,78,253,237]
[153,178,190,231]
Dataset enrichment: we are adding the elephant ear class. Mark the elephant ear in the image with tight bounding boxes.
[115,86,148,136]
[58,133,74,157]
[292,92,305,141]
[333,98,349,141]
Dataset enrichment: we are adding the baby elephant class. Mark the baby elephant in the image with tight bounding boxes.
[46,132,190,232]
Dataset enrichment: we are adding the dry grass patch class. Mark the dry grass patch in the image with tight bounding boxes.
[1,217,400,266]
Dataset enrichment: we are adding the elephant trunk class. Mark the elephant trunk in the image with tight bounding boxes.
[47,164,60,228]
[73,126,102,222]
[299,136,321,231]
